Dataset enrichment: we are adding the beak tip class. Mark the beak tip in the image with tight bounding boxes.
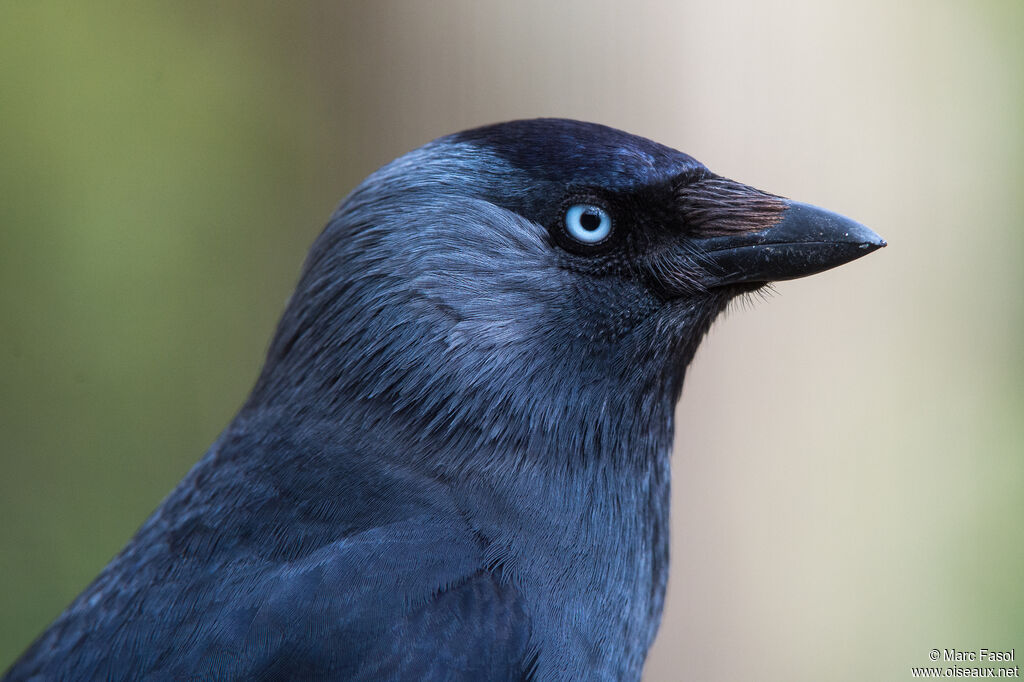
[859,234,886,251]
[817,207,885,254]
[859,228,886,251]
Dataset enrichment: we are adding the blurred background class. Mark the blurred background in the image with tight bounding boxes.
[2,1,1021,679]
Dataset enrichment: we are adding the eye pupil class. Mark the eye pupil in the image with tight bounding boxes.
[580,211,602,231]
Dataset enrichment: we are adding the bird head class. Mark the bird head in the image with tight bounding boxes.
[250,119,884,470]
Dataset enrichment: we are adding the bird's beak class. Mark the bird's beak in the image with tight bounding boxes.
[695,199,886,288]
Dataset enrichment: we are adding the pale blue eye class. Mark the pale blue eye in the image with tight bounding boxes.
[564,204,612,244]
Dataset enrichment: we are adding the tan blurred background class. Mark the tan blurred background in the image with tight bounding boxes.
[2,2,1021,679]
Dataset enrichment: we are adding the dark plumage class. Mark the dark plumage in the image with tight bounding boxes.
[3,119,884,681]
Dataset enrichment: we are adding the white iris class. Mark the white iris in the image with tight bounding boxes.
[564,204,612,244]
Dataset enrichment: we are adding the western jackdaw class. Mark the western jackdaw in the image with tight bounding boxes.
[3,118,885,681]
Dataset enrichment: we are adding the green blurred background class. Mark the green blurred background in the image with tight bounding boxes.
[2,2,1021,679]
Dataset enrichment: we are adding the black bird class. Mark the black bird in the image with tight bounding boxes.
[4,119,884,680]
